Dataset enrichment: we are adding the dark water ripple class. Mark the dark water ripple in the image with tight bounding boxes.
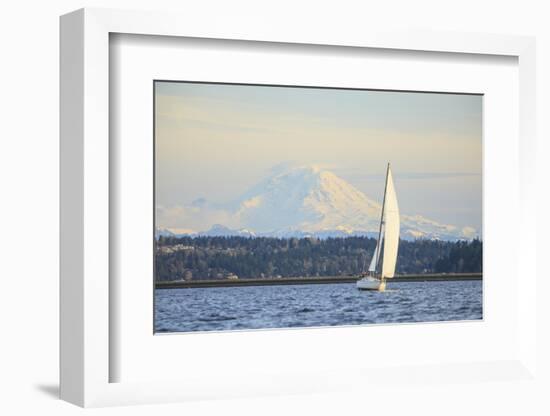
[154,281,482,333]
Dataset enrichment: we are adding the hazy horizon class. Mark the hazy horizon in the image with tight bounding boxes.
[155,81,482,235]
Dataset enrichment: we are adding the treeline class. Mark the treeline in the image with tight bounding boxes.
[155,236,482,281]
[433,239,483,273]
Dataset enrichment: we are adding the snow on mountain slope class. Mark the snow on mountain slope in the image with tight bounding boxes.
[155,227,176,239]
[198,224,257,238]
[159,164,478,240]
[233,165,381,235]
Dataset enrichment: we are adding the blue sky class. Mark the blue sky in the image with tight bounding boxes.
[155,81,482,231]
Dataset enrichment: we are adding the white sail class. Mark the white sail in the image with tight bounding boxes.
[368,243,379,272]
[381,167,400,278]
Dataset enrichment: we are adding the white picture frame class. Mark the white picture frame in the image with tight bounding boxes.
[60,7,537,408]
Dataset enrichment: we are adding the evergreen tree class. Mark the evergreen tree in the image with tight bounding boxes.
[155,236,482,281]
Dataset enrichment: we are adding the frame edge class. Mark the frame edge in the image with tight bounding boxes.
[59,8,85,407]
[59,6,539,407]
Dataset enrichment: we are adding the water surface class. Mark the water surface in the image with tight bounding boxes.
[155,280,482,333]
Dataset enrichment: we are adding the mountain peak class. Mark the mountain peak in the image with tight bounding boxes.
[234,164,381,234]
[158,164,478,240]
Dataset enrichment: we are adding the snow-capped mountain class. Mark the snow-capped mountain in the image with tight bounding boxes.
[155,227,177,239]
[158,165,478,240]
[232,165,382,235]
[198,224,257,238]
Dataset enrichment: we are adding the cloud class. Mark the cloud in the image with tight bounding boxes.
[397,172,481,180]
[156,204,238,232]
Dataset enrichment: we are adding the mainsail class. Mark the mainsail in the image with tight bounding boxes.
[381,167,400,278]
[358,163,399,290]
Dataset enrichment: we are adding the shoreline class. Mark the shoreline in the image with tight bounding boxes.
[155,273,482,289]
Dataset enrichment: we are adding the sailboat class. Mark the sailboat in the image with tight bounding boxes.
[356,163,400,291]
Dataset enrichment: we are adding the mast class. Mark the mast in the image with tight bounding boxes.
[374,163,391,276]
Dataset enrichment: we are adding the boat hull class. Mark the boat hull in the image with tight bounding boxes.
[356,276,386,291]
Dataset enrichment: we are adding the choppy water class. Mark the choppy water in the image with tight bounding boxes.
[154,280,482,333]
